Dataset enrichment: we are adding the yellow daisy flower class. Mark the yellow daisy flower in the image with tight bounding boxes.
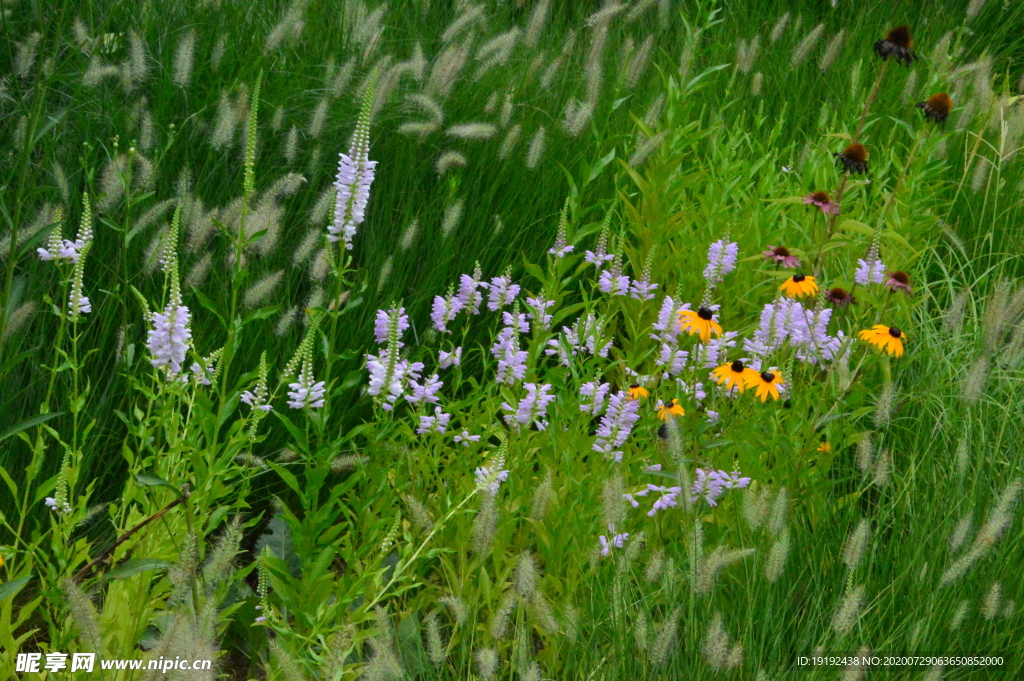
[750,370,784,402]
[657,398,685,420]
[817,441,832,453]
[780,273,819,299]
[711,360,760,393]
[678,306,723,343]
[857,324,906,358]
[628,384,649,400]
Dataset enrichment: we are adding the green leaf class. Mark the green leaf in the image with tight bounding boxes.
[585,148,617,186]
[837,219,874,237]
[32,109,67,147]
[0,412,62,443]
[134,473,178,491]
[814,411,848,431]
[104,558,175,581]
[0,575,32,602]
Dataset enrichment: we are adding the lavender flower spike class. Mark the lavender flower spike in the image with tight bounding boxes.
[328,79,378,250]
[287,358,326,409]
[854,242,886,285]
[703,239,739,285]
[147,206,191,377]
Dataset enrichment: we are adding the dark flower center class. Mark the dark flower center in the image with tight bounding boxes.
[926,93,952,115]
[730,360,745,372]
[793,274,806,282]
[886,25,912,48]
[630,383,640,390]
[773,245,791,256]
[812,191,830,203]
[888,326,902,338]
[829,287,848,298]
[843,143,867,164]
[890,271,910,284]
[697,307,713,320]
[760,372,775,383]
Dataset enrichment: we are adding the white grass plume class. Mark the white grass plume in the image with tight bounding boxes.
[441,197,464,238]
[790,23,824,67]
[770,12,790,43]
[629,131,667,167]
[172,30,196,88]
[210,92,237,150]
[308,97,330,138]
[524,0,551,49]
[736,35,760,74]
[446,122,496,140]
[832,584,865,635]
[3,301,35,339]
[625,34,655,88]
[243,270,284,308]
[561,99,595,137]
[436,150,468,176]
[818,30,845,72]
[525,126,546,170]
[499,124,521,160]
[442,5,485,43]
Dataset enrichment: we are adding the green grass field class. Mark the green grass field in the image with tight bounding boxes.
[2,0,1024,678]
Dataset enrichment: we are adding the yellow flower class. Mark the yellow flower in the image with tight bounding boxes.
[817,441,832,453]
[857,324,906,358]
[750,370,784,402]
[678,306,723,343]
[657,398,685,420]
[780,273,819,299]
[711,360,760,393]
[628,384,649,400]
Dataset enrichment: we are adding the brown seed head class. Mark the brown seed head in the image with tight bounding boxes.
[925,92,952,117]
[888,326,902,338]
[773,245,791,257]
[842,143,867,164]
[730,360,745,372]
[793,273,806,282]
[812,191,830,203]
[889,271,910,285]
[886,26,912,48]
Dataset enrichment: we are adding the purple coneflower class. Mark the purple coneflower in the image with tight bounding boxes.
[803,190,840,215]
[884,270,912,294]
[825,287,856,306]
[762,245,801,269]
